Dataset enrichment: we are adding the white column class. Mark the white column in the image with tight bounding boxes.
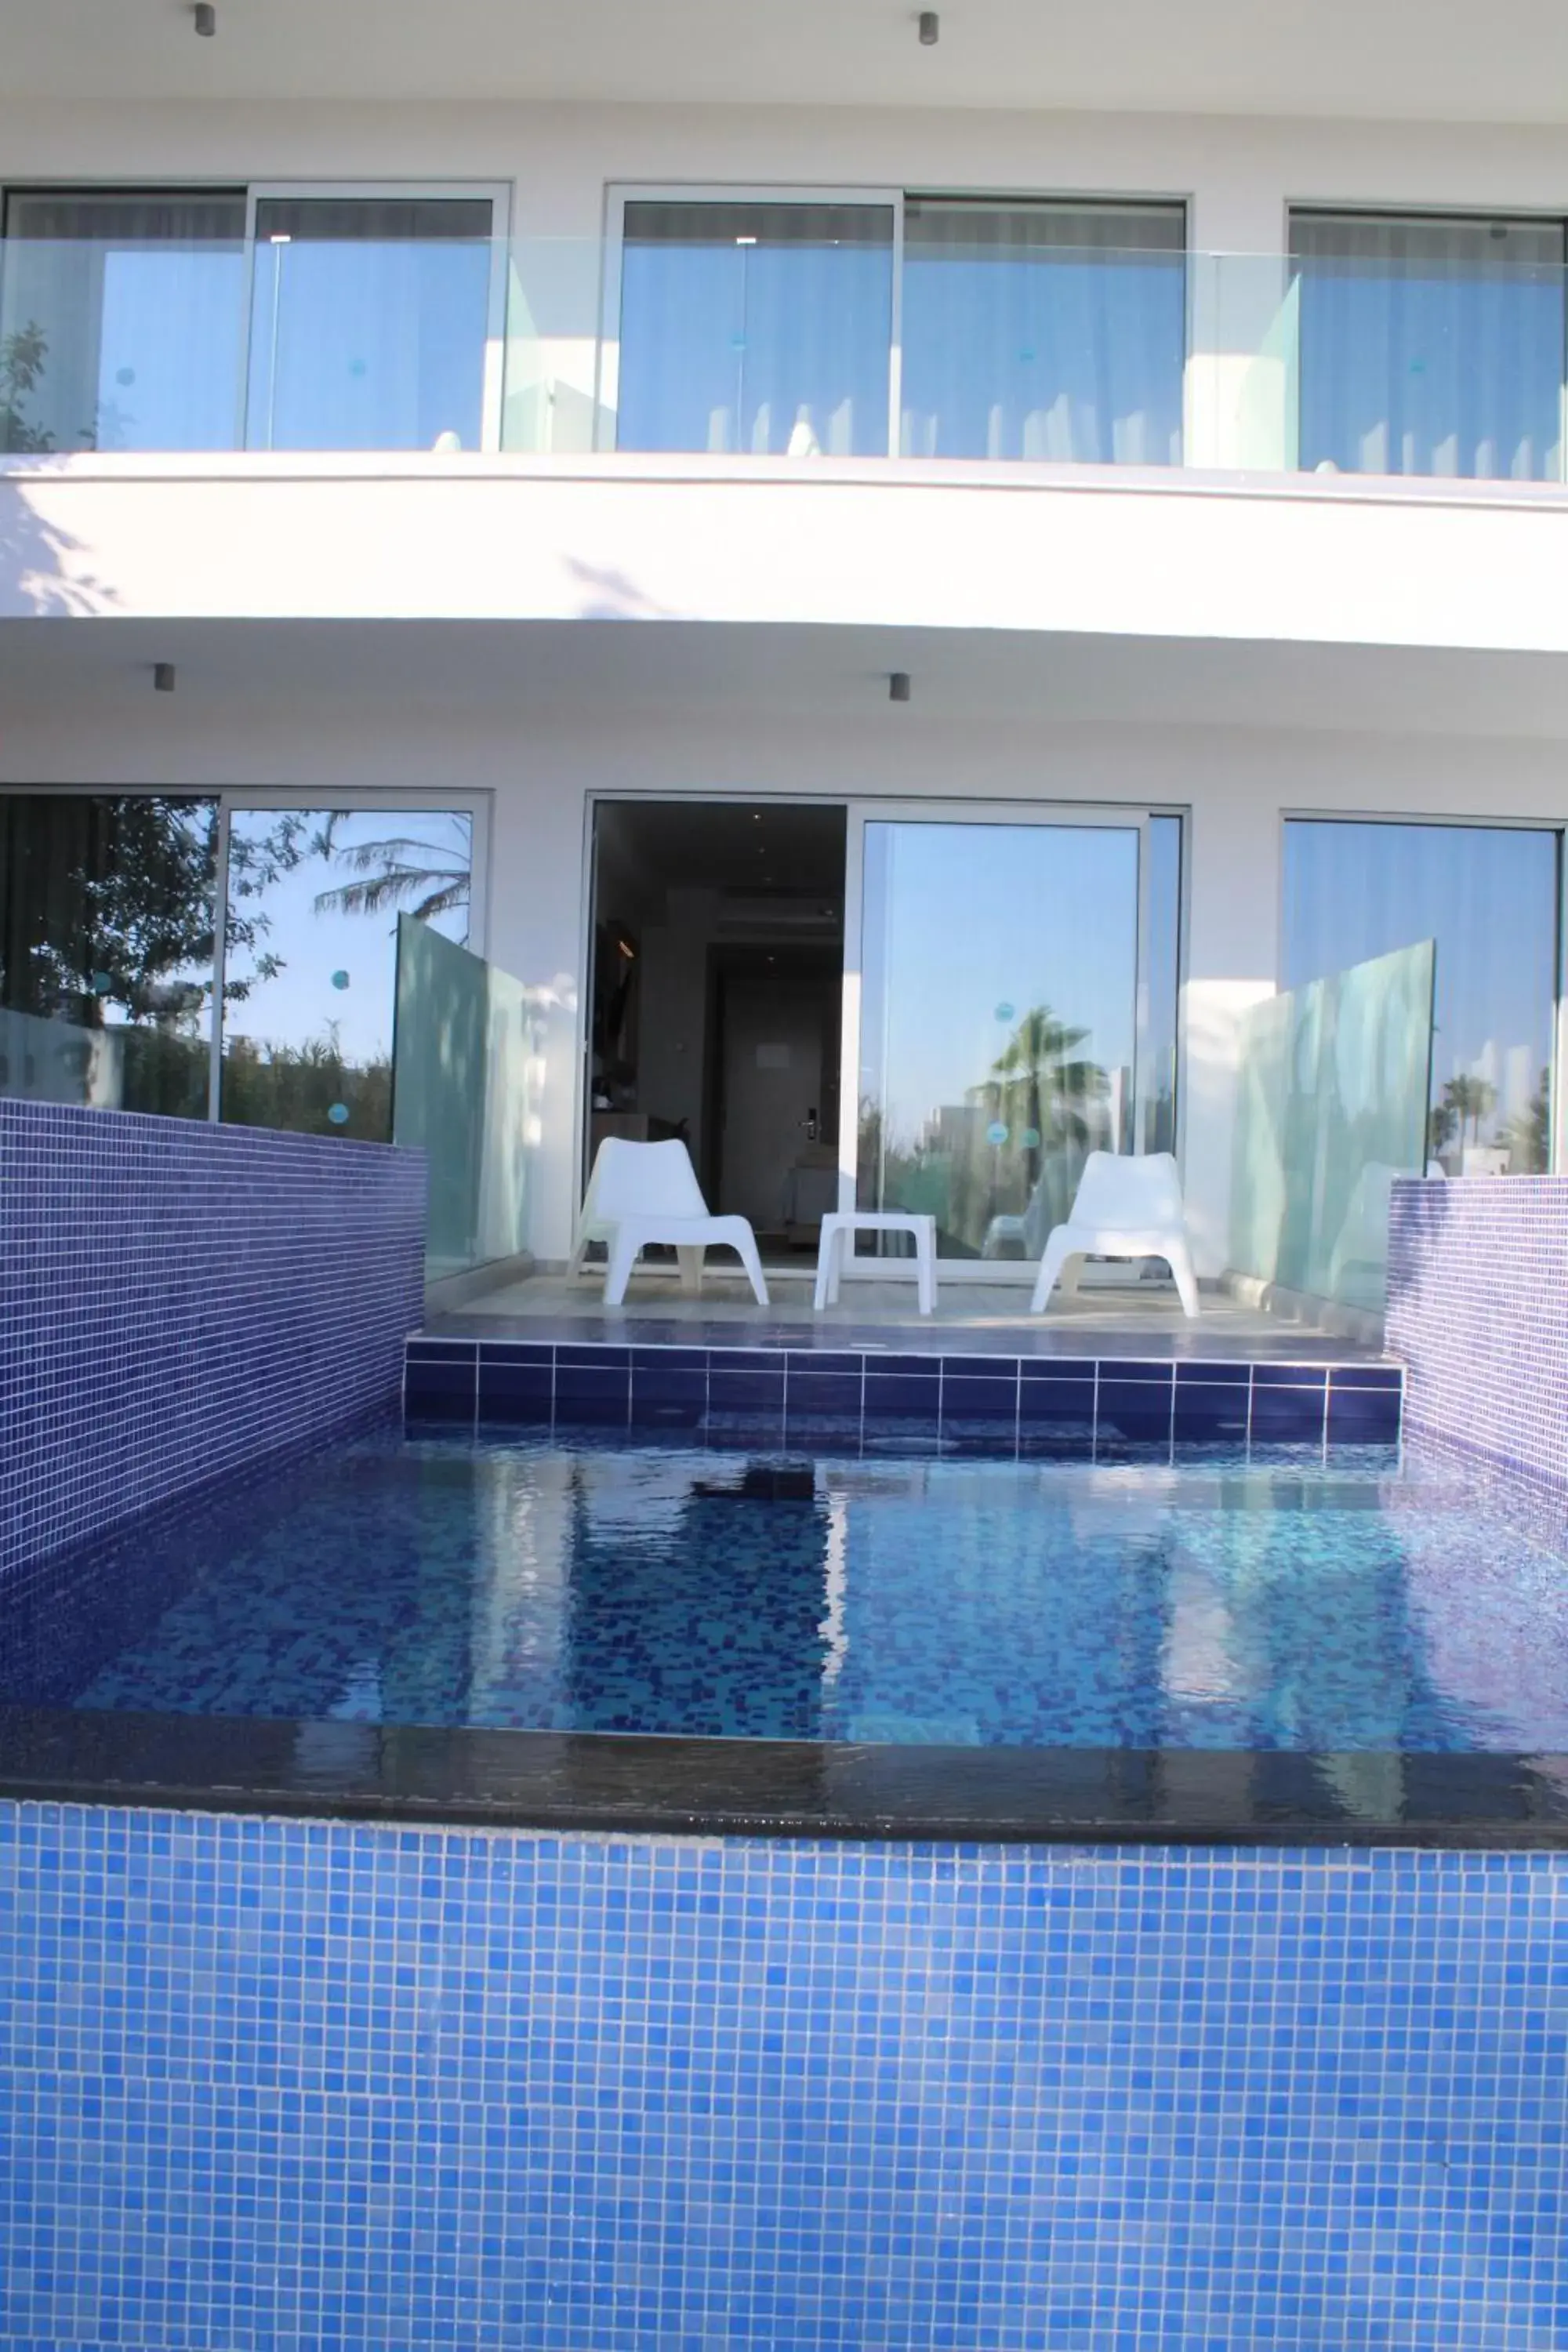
[485,748,590,1265]
[1185,188,1296,475]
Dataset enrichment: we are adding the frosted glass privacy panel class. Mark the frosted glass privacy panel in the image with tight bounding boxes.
[1230,940,1436,1313]
[392,916,535,1279]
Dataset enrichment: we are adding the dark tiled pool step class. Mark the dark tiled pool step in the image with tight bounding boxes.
[405,1338,1403,1452]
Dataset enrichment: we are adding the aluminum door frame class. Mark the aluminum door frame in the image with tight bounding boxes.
[837,798,1162,1286]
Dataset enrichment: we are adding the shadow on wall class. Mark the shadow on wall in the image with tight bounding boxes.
[567,556,678,622]
[0,463,117,618]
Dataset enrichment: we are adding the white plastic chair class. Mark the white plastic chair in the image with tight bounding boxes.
[1030,1150,1200,1319]
[567,1138,771,1308]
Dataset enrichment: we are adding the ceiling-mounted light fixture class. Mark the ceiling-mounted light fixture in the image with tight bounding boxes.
[194,2,216,34]
[154,662,176,693]
[889,672,912,703]
[918,10,939,44]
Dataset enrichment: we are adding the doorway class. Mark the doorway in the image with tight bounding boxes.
[586,801,847,1265]
[584,795,1182,1285]
[710,946,842,1242]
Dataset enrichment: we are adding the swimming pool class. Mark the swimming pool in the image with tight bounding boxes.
[11,1429,1568,1754]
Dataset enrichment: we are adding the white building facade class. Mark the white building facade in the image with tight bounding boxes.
[4,1,1568,1301]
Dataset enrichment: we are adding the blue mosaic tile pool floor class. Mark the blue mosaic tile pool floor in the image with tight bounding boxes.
[13,1430,1568,1755]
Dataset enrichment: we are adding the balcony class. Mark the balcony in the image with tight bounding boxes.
[3,207,1568,479]
[5,209,1568,652]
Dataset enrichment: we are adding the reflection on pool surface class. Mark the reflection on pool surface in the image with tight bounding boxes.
[16,1432,1568,1751]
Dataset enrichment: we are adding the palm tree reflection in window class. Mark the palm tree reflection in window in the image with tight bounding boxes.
[312,813,471,930]
[978,1006,1109,1192]
[957,1004,1111,1254]
[858,1004,1113,1259]
[1429,1067,1549,1174]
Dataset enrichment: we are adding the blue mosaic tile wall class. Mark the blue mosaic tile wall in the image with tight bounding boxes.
[1388,1175,1568,1488]
[0,1802,1563,2352]
[0,1099,426,1583]
[408,1335,1403,1454]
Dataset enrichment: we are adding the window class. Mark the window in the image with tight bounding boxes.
[248,198,495,452]
[900,200,1186,463]
[1290,211,1565,481]
[0,793,220,1119]
[1283,818,1560,1171]
[615,200,895,456]
[0,186,499,453]
[0,793,477,1140]
[610,191,1186,461]
[0,190,247,452]
[220,807,473,1141]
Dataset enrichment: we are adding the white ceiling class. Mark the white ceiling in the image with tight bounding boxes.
[8,0,1568,122]
[5,619,1568,745]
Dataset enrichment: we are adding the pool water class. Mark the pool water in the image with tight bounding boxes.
[19,1432,1568,1751]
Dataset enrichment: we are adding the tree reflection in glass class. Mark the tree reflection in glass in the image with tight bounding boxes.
[221,810,472,1142]
[0,794,220,1117]
[855,819,1140,1262]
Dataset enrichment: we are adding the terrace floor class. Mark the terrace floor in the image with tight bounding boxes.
[426,1268,1387,1363]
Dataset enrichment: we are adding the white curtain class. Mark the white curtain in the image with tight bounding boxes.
[1290,212,1565,481]
[615,200,895,456]
[898,201,1186,464]
[0,191,245,452]
[248,198,492,452]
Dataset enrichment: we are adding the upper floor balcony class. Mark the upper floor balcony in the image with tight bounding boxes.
[5,191,1568,652]
[5,191,1568,480]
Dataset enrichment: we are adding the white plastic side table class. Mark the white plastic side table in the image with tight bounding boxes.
[814,1211,938,1315]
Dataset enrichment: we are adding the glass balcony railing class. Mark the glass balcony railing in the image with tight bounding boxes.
[4,229,1567,488]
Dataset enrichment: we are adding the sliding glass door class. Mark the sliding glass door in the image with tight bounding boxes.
[246,197,496,452]
[899,201,1186,463]
[1290,212,1566,481]
[0,792,479,1139]
[844,805,1181,1271]
[0,185,502,454]
[606,191,1185,463]
[612,198,896,456]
